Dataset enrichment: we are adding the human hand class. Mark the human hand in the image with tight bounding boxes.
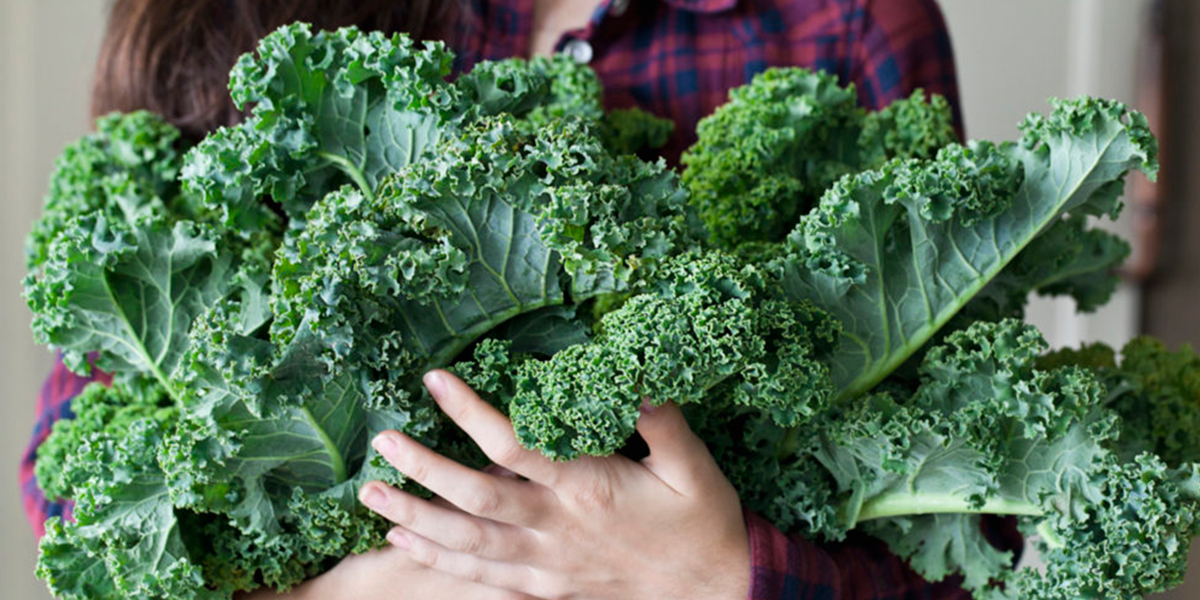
[359,370,750,600]
[237,544,538,600]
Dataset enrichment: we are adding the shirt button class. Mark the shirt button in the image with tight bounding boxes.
[610,0,630,16]
[563,38,594,64]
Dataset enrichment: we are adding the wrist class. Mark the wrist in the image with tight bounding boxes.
[697,519,751,600]
[716,537,752,600]
[705,563,750,600]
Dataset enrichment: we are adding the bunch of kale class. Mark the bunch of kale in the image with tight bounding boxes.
[25,22,1199,600]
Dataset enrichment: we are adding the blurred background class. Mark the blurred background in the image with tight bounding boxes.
[1,0,1197,598]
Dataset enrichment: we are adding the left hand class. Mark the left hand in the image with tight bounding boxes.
[358,370,750,600]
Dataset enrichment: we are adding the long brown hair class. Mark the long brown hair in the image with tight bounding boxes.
[91,0,458,140]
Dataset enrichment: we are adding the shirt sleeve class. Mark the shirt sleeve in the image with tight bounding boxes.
[19,356,111,538]
[745,511,1020,600]
[849,0,966,140]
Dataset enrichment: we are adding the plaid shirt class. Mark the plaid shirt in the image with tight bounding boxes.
[453,0,964,163]
[21,1,987,597]
[746,512,1022,600]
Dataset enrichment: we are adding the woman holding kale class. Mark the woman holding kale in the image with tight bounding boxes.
[21,1,1008,599]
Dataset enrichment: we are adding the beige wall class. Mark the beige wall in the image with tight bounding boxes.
[1,2,104,599]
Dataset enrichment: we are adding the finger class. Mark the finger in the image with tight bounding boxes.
[358,482,535,562]
[373,430,552,527]
[394,528,542,597]
[635,400,720,493]
[425,370,561,484]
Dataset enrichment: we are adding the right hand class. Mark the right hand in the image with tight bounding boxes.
[239,544,538,600]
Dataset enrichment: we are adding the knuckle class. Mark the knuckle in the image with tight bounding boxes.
[447,398,475,423]
[411,545,436,567]
[570,480,615,512]
[459,524,490,556]
[464,563,486,583]
[391,498,417,526]
[492,441,526,467]
[466,487,503,516]
[507,528,536,558]
[403,459,432,484]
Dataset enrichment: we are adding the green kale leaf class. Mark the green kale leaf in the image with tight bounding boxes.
[778,98,1157,401]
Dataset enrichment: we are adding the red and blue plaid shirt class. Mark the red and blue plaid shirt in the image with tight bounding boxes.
[453,0,964,163]
[22,1,1005,598]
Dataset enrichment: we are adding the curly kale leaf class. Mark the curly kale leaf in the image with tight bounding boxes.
[25,215,236,386]
[454,57,557,121]
[37,414,217,600]
[484,54,603,125]
[681,68,956,247]
[789,320,1200,599]
[26,112,194,269]
[271,114,689,375]
[36,380,172,502]
[24,112,274,600]
[152,295,425,593]
[860,90,958,163]
[778,98,1157,401]
[1103,340,1200,466]
[181,23,460,228]
[1007,457,1200,600]
[685,391,842,534]
[1043,338,1200,467]
[693,320,1116,581]
[822,321,1113,523]
[24,109,277,391]
[600,108,675,156]
[501,252,837,460]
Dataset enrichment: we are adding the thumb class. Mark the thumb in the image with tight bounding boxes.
[635,400,720,492]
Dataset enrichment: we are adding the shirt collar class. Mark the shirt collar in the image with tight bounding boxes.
[659,0,739,14]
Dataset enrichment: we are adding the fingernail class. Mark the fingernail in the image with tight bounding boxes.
[359,485,388,510]
[373,432,399,455]
[387,529,411,550]
[424,371,446,398]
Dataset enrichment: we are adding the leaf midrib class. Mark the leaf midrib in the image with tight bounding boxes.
[837,132,1121,401]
